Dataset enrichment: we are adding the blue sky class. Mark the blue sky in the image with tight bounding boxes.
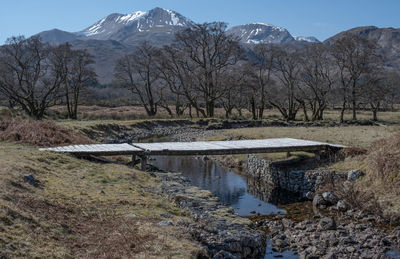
[1,0,399,44]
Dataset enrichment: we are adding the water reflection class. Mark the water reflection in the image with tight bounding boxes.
[149,155,285,216]
[247,177,303,205]
[264,238,298,259]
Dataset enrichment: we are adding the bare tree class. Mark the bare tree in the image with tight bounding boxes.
[0,36,63,119]
[51,43,96,119]
[218,64,251,118]
[299,43,335,120]
[331,33,380,122]
[250,43,277,119]
[157,45,200,117]
[384,71,400,111]
[114,41,161,116]
[175,22,243,117]
[270,46,302,121]
[362,70,394,121]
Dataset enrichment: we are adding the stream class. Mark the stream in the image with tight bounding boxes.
[139,135,398,258]
[148,155,298,258]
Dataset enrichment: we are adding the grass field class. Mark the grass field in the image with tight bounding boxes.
[208,125,399,147]
[0,142,204,258]
[66,106,400,124]
[3,105,399,124]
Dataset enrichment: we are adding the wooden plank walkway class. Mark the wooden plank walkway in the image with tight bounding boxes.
[40,143,143,156]
[40,138,345,156]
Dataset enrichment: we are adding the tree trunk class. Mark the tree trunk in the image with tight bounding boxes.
[206,100,215,117]
[299,101,309,121]
[258,107,264,120]
[352,83,357,121]
[340,100,346,123]
[188,104,192,119]
[250,98,257,120]
[372,109,377,121]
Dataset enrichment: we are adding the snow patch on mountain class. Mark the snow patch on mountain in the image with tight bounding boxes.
[85,18,107,36]
[294,36,320,43]
[250,22,286,32]
[117,11,146,24]
[165,9,185,26]
[227,22,294,44]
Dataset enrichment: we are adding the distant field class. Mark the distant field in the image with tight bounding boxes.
[207,125,400,148]
[1,105,399,124]
[54,105,400,123]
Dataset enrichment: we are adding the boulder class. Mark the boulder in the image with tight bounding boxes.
[313,194,327,207]
[305,191,314,200]
[336,200,348,212]
[347,169,365,181]
[318,217,337,231]
[273,238,289,249]
[322,192,339,205]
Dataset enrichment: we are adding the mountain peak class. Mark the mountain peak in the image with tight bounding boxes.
[79,7,193,40]
[227,23,294,44]
[142,7,193,27]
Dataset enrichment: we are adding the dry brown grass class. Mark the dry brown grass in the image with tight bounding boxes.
[0,143,204,258]
[49,105,400,123]
[208,125,400,147]
[0,120,92,147]
[324,131,400,221]
[367,131,400,185]
[339,147,368,158]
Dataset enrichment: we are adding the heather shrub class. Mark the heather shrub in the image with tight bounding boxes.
[0,120,92,147]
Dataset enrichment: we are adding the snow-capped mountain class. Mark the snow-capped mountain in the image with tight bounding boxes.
[294,36,320,43]
[78,11,147,39]
[36,7,194,45]
[227,23,295,44]
[79,7,194,42]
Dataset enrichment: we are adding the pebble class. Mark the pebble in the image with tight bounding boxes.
[264,211,398,258]
[157,220,173,226]
[23,174,36,186]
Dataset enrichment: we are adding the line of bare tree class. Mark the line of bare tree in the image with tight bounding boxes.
[0,36,96,119]
[1,24,399,121]
[115,22,400,121]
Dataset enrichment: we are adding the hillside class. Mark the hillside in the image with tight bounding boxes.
[324,26,400,69]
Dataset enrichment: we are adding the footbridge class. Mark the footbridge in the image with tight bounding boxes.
[40,138,345,169]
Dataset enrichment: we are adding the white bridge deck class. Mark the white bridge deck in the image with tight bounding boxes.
[40,138,345,157]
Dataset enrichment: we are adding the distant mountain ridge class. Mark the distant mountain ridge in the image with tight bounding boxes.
[36,7,317,46]
[324,26,400,69]
[37,7,194,46]
[29,7,398,83]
